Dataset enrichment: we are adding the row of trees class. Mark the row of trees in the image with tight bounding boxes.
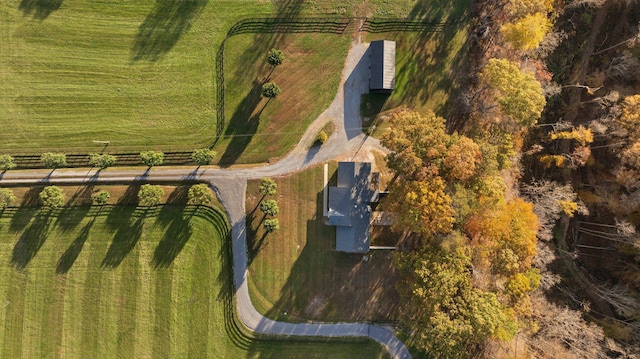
[0,148,218,171]
[258,178,279,232]
[0,183,216,210]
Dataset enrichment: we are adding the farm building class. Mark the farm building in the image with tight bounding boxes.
[369,40,396,92]
[327,162,379,253]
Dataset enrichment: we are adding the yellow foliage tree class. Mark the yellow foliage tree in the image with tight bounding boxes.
[620,94,640,140]
[390,176,455,240]
[539,154,565,168]
[465,198,539,271]
[501,13,552,51]
[444,135,483,181]
[550,125,594,145]
[381,110,448,180]
[481,58,546,127]
[621,141,640,169]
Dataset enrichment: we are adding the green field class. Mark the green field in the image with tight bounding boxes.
[0,0,272,153]
[0,204,387,358]
[0,0,462,158]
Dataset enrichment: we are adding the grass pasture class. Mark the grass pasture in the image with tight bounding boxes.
[246,164,401,323]
[219,33,350,165]
[0,202,388,358]
[0,0,273,153]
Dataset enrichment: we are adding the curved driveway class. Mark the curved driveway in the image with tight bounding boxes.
[0,42,411,359]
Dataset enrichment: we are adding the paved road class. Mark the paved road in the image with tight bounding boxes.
[0,42,411,359]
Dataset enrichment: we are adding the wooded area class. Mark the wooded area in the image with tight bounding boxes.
[381,0,640,357]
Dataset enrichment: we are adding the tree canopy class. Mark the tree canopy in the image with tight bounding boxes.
[501,13,552,51]
[259,199,279,217]
[0,188,16,210]
[91,190,110,205]
[390,176,455,239]
[39,185,65,209]
[140,151,164,167]
[88,153,117,169]
[481,58,546,127]
[381,110,448,180]
[465,198,539,272]
[0,155,16,171]
[188,183,214,206]
[40,152,67,169]
[259,178,277,196]
[444,135,483,181]
[261,82,281,99]
[264,218,280,233]
[138,184,163,207]
[191,148,216,166]
[395,247,516,357]
[267,48,284,67]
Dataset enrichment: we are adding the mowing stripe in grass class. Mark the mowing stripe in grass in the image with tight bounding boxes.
[2,271,26,359]
[135,240,153,358]
[153,267,172,359]
[80,240,102,358]
[117,247,138,358]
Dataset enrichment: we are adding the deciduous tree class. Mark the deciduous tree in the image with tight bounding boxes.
[88,153,116,169]
[0,188,16,209]
[138,184,163,207]
[188,183,214,206]
[395,247,516,357]
[259,199,279,217]
[267,48,284,67]
[444,135,483,181]
[39,185,65,209]
[501,13,552,51]
[91,190,110,205]
[508,0,554,17]
[481,58,546,127]
[261,82,281,99]
[465,198,539,271]
[264,218,280,233]
[40,152,67,169]
[191,148,216,166]
[390,176,455,239]
[140,151,164,167]
[619,94,640,139]
[259,178,277,196]
[0,155,16,171]
[381,110,448,180]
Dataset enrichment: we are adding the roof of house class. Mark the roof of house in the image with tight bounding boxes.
[328,162,378,253]
[369,40,396,91]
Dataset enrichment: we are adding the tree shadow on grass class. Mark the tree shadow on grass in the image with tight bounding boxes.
[101,215,144,269]
[56,216,96,274]
[19,0,63,20]
[102,202,146,269]
[219,80,264,167]
[246,211,269,266]
[131,0,208,62]
[152,205,194,268]
[9,186,41,233]
[11,212,52,269]
[55,185,94,233]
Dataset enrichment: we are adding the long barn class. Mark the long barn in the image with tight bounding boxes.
[369,40,396,92]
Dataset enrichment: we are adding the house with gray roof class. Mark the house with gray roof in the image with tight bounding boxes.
[327,162,379,253]
[369,40,396,92]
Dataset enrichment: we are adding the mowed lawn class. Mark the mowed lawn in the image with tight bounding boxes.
[0,204,387,358]
[246,164,401,323]
[220,33,350,165]
[0,0,272,153]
